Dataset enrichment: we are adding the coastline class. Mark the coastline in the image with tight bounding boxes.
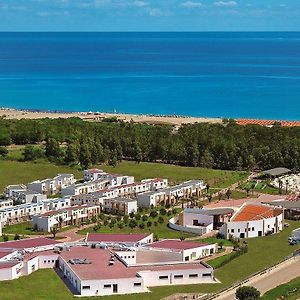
[0,107,222,126]
[1,107,300,127]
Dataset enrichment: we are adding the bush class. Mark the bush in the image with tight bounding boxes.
[139,222,145,229]
[135,213,141,221]
[150,210,158,218]
[109,222,115,229]
[216,232,225,239]
[147,221,152,227]
[129,212,135,219]
[159,208,167,216]
[172,208,178,215]
[123,215,129,224]
[142,215,148,222]
[22,145,44,161]
[129,219,137,228]
[0,146,8,157]
[103,219,108,226]
[158,216,164,224]
[2,234,9,242]
[153,233,159,242]
[167,211,172,216]
[154,221,158,226]
[118,222,124,229]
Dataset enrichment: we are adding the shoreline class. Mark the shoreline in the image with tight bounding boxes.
[1,107,300,127]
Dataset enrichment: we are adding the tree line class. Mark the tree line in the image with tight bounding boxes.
[0,117,300,171]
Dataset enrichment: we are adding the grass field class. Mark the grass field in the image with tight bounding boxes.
[99,161,249,188]
[261,276,300,300]
[0,221,299,300]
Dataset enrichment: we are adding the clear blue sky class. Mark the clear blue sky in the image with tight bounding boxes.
[0,0,299,31]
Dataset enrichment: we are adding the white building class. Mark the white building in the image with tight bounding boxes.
[102,197,137,215]
[11,190,47,204]
[32,204,100,232]
[28,174,75,195]
[137,180,205,207]
[3,184,27,199]
[220,203,284,239]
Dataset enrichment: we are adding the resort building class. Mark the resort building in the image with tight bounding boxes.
[3,184,27,199]
[169,208,234,235]
[0,199,13,209]
[102,197,137,215]
[32,204,100,232]
[10,190,47,204]
[28,174,76,195]
[61,179,110,197]
[219,204,284,239]
[85,233,153,246]
[137,180,205,207]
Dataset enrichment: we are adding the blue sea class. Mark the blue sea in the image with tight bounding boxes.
[0,32,300,120]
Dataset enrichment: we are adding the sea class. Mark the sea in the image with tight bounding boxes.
[0,32,300,120]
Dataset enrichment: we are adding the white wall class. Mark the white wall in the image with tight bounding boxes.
[183,212,213,227]
[182,244,217,261]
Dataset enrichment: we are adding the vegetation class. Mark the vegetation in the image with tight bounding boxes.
[1,118,300,171]
[236,286,260,300]
[261,277,300,300]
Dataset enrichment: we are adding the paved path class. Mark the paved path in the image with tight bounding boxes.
[214,256,300,300]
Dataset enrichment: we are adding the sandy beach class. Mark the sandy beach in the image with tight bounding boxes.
[0,108,222,126]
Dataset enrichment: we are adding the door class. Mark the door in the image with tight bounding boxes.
[258,231,262,236]
[113,284,118,293]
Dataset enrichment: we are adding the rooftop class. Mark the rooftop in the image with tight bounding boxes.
[264,201,300,210]
[0,262,20,269]
[0,237,60,250]
[231,204,283,222]
[86,233,151,243]
[262,167,291,177]
[148,240,208,251]
[0,250,13,259]
[184,207,234,216]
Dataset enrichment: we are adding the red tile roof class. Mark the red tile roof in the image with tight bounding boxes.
[148,240,208,251]
[232,204,283,222]
[0,250,13,259]
[0,237,60,250]
[236,119,300,127]
[86,233,150,243]
[0,262,20,269]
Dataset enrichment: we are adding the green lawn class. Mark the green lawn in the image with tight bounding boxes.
[198,237,233,247]
[0,222,298,300]
[3,221,45,236]
[261,276,300,300]
[99,161,249,188]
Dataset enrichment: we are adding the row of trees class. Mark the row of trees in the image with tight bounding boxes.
[1,117,300,170]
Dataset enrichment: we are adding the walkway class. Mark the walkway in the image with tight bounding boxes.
[213,256,300,300]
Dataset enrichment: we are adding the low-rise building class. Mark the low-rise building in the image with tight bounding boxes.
[0,199,13,209]
[220,203,284,239]
[28,174,75,195]
[102,197,137,215]
[11,190,47,204]
[32,204,100,232]
[3,184,27,199]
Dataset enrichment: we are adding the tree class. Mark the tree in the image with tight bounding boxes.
[226,189,232,200]
[14,234,21,240]
[65,142,78,164]
[235,286,260,300]
[23,145,44,161]
[45,138,60,158]
[58,216,64,229]
[0,134,11,146]
[79,142,91,169]
[108,149,118,167]
[218,241,224,249]
[0,146,8,157]
[50,225,59,239]
[2,234,9,242]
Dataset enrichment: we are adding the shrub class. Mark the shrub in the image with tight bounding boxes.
[142,215,148,222]
[2,234,9,242]
[135,213,141,221]
[167,211,172,216]
[123,215,129,224]
[129,212,135,219]
[129,219,137,228]
[118,222,124,229]
[109,222,114,229]
[147,221,152,227]
[172,208,178,215]
[158,216,164,224]
[139,222,145,229]
[103,219,108,226]
[159,208,167,216]
[153,233,159,242]
[150,210,158,218]
[154,221,158,226]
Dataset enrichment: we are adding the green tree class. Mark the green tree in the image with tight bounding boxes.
[50,225,59,239]
[23,145,44,161]
[45,138,60,158]
[65,142,78,164]
[235,286,260,300]
[79,142,91,169]
[0,146,8,157]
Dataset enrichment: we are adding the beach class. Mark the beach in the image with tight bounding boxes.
[0,108,222,126]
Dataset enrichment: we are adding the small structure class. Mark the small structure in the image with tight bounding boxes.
[261,167,291,179]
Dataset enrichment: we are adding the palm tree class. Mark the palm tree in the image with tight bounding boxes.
[58,216,64,229]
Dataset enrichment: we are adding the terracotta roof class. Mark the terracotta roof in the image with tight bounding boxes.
[232,204,283,222]
[236,119,300,127]
[148,240,208,251]
[0,237,60,250]
[86,233,150,243]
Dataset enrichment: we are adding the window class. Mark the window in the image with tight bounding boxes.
[134,283,142,286]
[159,275,168,280]
[44,260,46,263]
[202,273,211,277]
[189,274,198,278]
[252,227,255,231]
[231,229,234,233]
[82,286,90,290]
[104,284,111,289]
[174,275,183,279]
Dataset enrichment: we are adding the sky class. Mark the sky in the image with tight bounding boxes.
[0,0,299,31]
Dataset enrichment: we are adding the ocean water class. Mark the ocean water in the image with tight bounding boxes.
[0,32,300,120]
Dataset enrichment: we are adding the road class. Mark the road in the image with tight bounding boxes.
[214,256,300,300]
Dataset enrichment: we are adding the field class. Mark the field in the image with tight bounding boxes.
[0,221,299,300]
